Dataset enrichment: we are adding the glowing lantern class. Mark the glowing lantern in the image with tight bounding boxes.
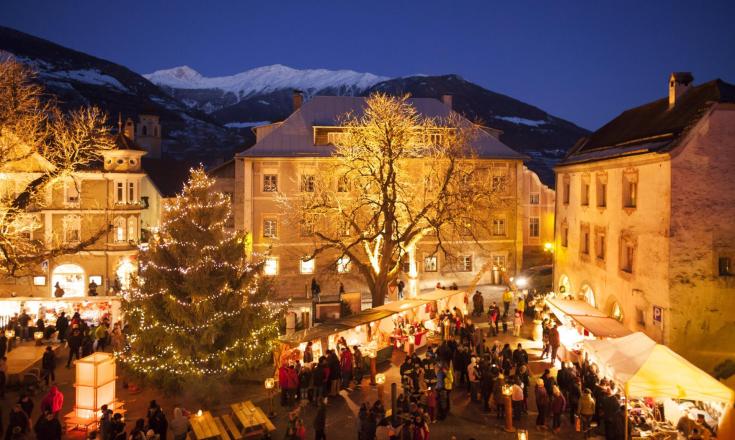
[5,329,15,339]
[34,331,44,340]
[71,353,117,420]
[502,384,513,396]
[264,378,275,390]
[517,430,528,440]
[375,373,386,385]
[197,409,203,417]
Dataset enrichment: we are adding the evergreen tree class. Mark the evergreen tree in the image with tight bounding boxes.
[120,168,282,391]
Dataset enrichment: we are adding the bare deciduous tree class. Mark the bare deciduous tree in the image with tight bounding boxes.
[0,58,115,276]
[281,94,507,306]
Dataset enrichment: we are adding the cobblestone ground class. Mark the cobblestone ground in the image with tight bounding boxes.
[4,288,604,439]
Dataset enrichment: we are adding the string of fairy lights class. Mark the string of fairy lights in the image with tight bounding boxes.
[118,169,287,378]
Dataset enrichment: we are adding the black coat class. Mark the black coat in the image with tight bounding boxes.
[42,351,56,370]
[34,415,62,440]
[313,405,326,431]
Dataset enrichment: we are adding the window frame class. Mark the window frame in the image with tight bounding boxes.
[300,174,316,193]
[529,217,540,238]
[263,174,278,193]
[424,254,438,272]
[263,218,278,238]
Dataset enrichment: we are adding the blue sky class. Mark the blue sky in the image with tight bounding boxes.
[3,0,734,129]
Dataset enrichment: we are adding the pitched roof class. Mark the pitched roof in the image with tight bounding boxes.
[113,132,146,152]
[237,96,526,160]
[562,79,735,165]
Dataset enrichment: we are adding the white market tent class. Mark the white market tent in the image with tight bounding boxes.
[582,332,735,436]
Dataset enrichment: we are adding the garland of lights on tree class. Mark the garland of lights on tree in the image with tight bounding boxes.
[118,169,284,389]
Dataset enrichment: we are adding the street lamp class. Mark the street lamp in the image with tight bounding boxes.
[264,378,276,418]
[502,383,515,432]
[516,429,528,440]
[375,373,386,403]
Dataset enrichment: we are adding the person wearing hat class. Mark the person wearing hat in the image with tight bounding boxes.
[578,388,596,437]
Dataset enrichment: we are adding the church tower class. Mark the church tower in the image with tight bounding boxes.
[135,114,162,159]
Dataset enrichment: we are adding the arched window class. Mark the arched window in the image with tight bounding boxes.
[114,216,126,242]
[141,125,148,136]
[558,274,572,297]
[127,216,137,242]
[581,285,596,308]
[611,302,623,322]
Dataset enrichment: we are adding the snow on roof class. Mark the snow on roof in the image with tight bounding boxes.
[237,96,525,160]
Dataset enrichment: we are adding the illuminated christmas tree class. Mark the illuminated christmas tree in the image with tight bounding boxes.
[120,168,283,392]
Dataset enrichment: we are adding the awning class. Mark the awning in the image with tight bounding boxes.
[546,297,632,338]
[279,323,351,346]
[373,298,430,313]
[417,289,464,302]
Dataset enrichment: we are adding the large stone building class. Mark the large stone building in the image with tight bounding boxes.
[0,124,147,298]
[553,73,735,370]
[211,94,554,300]
[520,165,555,267]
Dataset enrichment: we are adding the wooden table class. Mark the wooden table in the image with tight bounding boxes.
[230,401,276,435]
[189,411,222,440]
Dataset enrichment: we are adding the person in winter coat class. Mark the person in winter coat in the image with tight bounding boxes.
[568,377,582,424]
[129,418,147,440]
[548,325,561,365]
[41,346,56,386]
[339,347,353,389]
[512,311,523,337]
[147,401,168,440]
[578,388,596,438]
[467,357,480,402]
[492,374,506,419]
[55,312,69,343]
[303,342,314,364]
[40,386,64,415]
[502,290,513,317]
[6,404,29,440]
[353,346,364,385]
[18,394,33,419]
[313,398,327,440]
[66,327,83,368]
[535,379,549,430]
[169,408,190,440]
[34,410,62,440]
[279,365,291,406]
[550,385,567,433]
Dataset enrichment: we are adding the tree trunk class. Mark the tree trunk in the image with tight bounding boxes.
[371,282,388,308]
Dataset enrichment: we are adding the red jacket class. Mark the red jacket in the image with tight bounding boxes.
[340,349,353,373]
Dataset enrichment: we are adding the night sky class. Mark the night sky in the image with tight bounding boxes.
[3,0,734,130]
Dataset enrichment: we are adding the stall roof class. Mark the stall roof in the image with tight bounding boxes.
[546,298,607,317]
[417,289,464,302]
[338,309,396,328]
[571,315,632,338]
[279,323,352,346]
[373,298,430,313]
[582,332,734,404]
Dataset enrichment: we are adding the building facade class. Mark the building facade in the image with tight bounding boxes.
[553,73,735,370]
[519,165,555,268]
[212,95,553,300]
[0,128,147,298]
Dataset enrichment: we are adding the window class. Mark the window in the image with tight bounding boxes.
[529,193,540,205]
[580,224,590,255]
[337,175,350,193]
[327,131,348,145]
[263,218,277,238]
[492,218,506,236]
[492,254,506,269]
[263,175,278,192]
[128,182,136,204]
[561,223,569,247]
[301,175,315,193]
[612,302,623,322]
[492,175,505,192]
[263,257,278,276]
[595,231,606,260]
[581,179,590,206]
[65,181,80,206]
[596,174,607,208]
[337,256,351,273]
[562,175,570,205]
[63,215,81,244]
[116,182,124,203]
[718,257,732,276]
[459,255,473,272]
[636,307,646,327]
[424,255,437,272]
[529,217,540,237]
[127,217,137,242]
[620,238,635,273]
[300,258,315,274]
[300,216,315,237]
[114,217,126,243]
[623,170,638,208]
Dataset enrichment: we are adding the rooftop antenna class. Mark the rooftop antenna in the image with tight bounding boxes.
[117,113,123,133]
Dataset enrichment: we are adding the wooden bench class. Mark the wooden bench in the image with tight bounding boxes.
[213,417,231,440]
[221,415,243,440]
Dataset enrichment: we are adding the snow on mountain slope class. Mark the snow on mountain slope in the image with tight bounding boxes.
[144,64,389,97]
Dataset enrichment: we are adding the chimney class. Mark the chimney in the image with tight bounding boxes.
[668,72,693,109]
[293,90,304,112]
[441,94,453,110]
[124,118,135,140]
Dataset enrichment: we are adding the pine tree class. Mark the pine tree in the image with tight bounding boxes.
[120,168,282,391]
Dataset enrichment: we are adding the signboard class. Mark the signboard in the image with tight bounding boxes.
[653,305,663,325]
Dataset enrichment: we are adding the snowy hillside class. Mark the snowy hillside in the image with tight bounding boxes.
[145,64,389,97]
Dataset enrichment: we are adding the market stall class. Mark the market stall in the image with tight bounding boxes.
[372,299,431,352]
[582,332,735,439]
[545,297,632,362]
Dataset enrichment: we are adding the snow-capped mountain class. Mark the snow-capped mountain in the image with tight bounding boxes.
[145,64,389,96]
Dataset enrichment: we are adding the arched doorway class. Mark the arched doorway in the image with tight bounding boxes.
[116,259,136,292]
[611,302,624,322]
[51,263,85,297]
[580,285,596,308]
[558,274,572,297]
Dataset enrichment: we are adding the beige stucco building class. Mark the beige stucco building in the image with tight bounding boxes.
[520,165,555,268]
[553,73,735,370]
[212,95,554,300]
[0,126,147,298]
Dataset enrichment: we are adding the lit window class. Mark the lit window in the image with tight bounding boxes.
[719,257,732,276]
[492,218,506,236]
[459,255,473,272]
[263,175,278,192]
[529,217,540,237]
[116,182,124,203]
[582,286,596,308]
[128,182,136,204]
[33,276,46,286]
[263,219,277,238]
[621,238,635,273]
[337,256,351,273]
[114,217,126,243]
[424,255,437,272]
[327,131,348,145]
[529,193,539,205]
[612,302,623,322]
[127,217,137,242]
[300,258,315,274]
[264,258,278,276]
[623,171,638,208]
[300,175,315,193]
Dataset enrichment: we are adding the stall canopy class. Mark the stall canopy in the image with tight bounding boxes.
[582,332,735,404]
[547,298,632,338]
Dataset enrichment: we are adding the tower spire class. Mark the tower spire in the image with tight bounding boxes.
[118,113,123,133]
